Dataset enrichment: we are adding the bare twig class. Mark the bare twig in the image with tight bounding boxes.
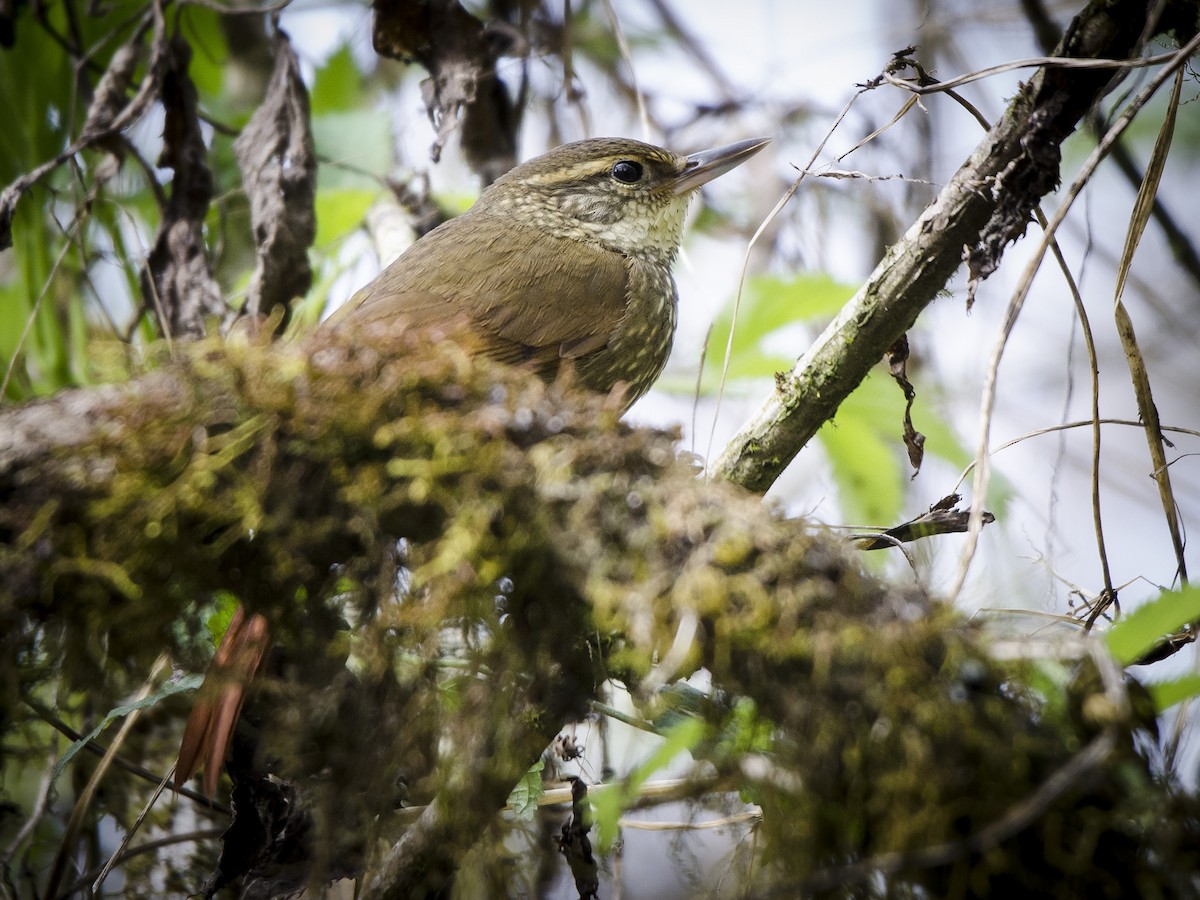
[705,93,859,466]
[601,0,650,141]
[714,0,1173,493]
[1112,67,1188,586]
[1036,206,1115,611]
[0,1,165,251]
[948,31,1200,602]
[879,47,1184,95]
[25,700,227,810]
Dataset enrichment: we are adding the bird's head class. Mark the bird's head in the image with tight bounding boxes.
[475,136,770,265]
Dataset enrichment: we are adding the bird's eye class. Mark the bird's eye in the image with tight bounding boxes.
[611,160,644,183]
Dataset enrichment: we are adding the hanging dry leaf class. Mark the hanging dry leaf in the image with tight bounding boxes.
[234,31,317,325]
[139,36,223,341]
[884,334,925,475]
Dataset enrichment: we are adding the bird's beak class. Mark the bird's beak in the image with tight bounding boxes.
[671,137,771,196]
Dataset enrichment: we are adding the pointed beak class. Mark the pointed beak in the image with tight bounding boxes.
[671,137,771,196]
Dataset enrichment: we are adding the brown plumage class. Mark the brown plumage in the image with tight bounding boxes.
[328,135,768,408]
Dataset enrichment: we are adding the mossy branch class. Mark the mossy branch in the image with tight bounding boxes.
[2,326,1195,895]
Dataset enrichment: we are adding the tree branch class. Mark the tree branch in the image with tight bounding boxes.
[714,0,1194,493]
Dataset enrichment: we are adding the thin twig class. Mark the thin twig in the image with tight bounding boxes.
[0,233,76,398]
[952,417,1200,488]
[24,698,228,810]
[56,828,226,900]
[44,655,171,898]
[947,30,1200,604]
[178,0,291,13]
[880,47,1184,96]
[705,92,859,467]
[645,0,736,102]
[601,0,650,141]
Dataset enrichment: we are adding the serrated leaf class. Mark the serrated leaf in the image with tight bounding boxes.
[52,674,204,785]
[1105,586,1200,665]
[507,759,545,821]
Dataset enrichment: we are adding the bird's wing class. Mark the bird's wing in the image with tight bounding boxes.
[328,216,631,372]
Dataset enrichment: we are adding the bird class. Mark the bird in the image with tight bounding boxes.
[331,135,769,408]
[175,135,770,797]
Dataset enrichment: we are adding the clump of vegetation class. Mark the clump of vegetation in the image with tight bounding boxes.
[2,328,1196,897]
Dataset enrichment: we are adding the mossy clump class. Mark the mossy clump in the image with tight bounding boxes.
[1,324,1194,897]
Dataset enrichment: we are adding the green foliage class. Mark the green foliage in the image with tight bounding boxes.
[1148,674,1200,711]
[206,591,242,649]
[52,673,203,785]
[2,329,1195,895]
[819,373,904,523]
[507,758,546,821]
[687,273,979,524]
[703,273,854,384]
[179,7,231,103]
[0,1,150,399]
[311,44,365,115]
[590,717,707,851]
[0,16,396,401]
[1105,585,1200,665]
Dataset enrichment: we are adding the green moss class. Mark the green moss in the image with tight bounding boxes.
[1,326,1195,896]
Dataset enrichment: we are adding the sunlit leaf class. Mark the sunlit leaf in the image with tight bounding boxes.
[315,188,380,247]
[312,109,393,189]
[180,7,230,101]
[1147,674,1200,712]
[311,44,363,115]
[702,273,855,386]
[1105,586,1200,666]
[818,377,903,524]
[507,758,545,821]
[207,590,241,649]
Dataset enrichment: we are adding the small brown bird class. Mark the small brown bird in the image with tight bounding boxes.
[176,135,769,796]
[330,135,770,408]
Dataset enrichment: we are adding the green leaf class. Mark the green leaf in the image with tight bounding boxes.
[1105,586,1200,665]
[591,716,707,851]
[52,674,204,785]
[179,7,230,101]
[507,758,545,821]
[701,273,855,387]
[1147,674,1200,712]
[206,591,241,650]
[312,109,393,190]
[311,44,363,115]
[315,188,380,248]
[815,373,909,523]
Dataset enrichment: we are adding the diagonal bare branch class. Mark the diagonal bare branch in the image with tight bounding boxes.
[714,0,1197,495]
